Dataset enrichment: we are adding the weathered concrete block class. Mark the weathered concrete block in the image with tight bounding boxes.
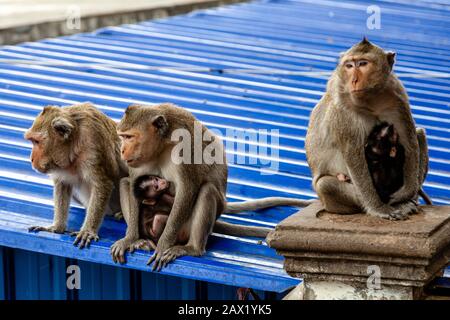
[267,201,450,299]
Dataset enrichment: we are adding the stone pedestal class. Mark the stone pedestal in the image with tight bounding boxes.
[266,201,450,300]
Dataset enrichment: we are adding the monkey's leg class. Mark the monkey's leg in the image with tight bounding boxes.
[72,180,113,249]
[150,183,218,271]
[29,182,72,234]
[315,176,362,214]
[118,177,131,223]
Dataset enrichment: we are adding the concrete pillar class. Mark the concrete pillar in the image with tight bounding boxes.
[267,201,450,300]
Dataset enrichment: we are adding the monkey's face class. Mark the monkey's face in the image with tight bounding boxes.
[141,176,170,205]
[119,126,167,168]
[146,176,170,194]
[339,39,395,99]
[118,105,169,168]
[135,175,170,206]
[341,56,374,95]
[367,124,397,159]
[118,128,144,167]
[24,107,76,174]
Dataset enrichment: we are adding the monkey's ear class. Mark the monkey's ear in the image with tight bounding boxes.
[386,51,396,69]
[125,104,140,114]
[151,115,169,137]
[51,117,74,139]
[361,36,370,44]
[41,105,56,115]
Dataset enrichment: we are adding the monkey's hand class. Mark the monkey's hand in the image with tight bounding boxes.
[148,245,189,271]
[28,224,65,234]
[147,242,174,271]
[388,185,418,207]
[111,238,135,264]
[367,205,409,221]
[128,239,156,252]
[71,229,99,249]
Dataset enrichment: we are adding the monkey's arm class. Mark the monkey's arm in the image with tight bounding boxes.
[343,143,412,219]
[156,183,195,248]
[147,179,197,269]
[160,193,174,207]
[389,113,421,206]
[29,181,72,233]
[72,179,113,248]
[111,177,141,264]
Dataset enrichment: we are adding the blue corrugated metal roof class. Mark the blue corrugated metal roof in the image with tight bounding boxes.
[0,0,449,293]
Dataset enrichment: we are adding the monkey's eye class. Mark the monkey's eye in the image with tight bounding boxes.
[357,60,369,67]
[345,62,354,69]
[30,138,40,145]
[120,135,133,140]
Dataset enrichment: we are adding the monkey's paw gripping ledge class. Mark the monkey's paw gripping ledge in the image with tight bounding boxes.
[267,202,450,299]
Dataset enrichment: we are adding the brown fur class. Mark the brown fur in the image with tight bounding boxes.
[110,103,277,269]
[305,39,427,220]
[25,103,128,248]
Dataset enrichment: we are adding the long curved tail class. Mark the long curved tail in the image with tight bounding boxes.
[213,220,271,238]
[225,197,315,214]
[419,188,432,205]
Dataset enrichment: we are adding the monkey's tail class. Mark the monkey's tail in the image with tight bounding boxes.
[213,220,271,238]
[225,197,315,214]
[419,188,433,205]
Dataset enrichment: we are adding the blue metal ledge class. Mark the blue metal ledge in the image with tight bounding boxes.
[0,0,449,295]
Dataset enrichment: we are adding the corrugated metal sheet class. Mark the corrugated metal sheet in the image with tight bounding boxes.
[0,0,449,298]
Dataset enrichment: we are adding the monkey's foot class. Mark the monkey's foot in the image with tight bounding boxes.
[368,208,409,221]
[71,230,99,249]
[394,201,419,216]
[148,245,200,272]
[28,225,65,234]
[128,239,156,253]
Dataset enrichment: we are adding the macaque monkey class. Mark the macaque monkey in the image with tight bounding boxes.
[305,38,429,220]
[25,103,128,248]
[111,103,313,270]
[132,174,289,251]
[132,175,176,251]
[365,122,432,205]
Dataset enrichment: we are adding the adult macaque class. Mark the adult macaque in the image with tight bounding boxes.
[305,38,429,220]
[25,103,128,248]
[111,103,313,269]
[365,122,432,205]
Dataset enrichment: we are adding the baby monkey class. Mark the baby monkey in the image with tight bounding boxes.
[133,175,189,250]
[132,174,277,252]
[365,122,405,204]
[337,122,432,205]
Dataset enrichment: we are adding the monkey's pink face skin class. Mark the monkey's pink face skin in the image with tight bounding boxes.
[152,176,169,192]
[118,129,143,167]
[139,176,170,196]
[341,55,374,95]
[24,131,50,173]
[118,126,162,168]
